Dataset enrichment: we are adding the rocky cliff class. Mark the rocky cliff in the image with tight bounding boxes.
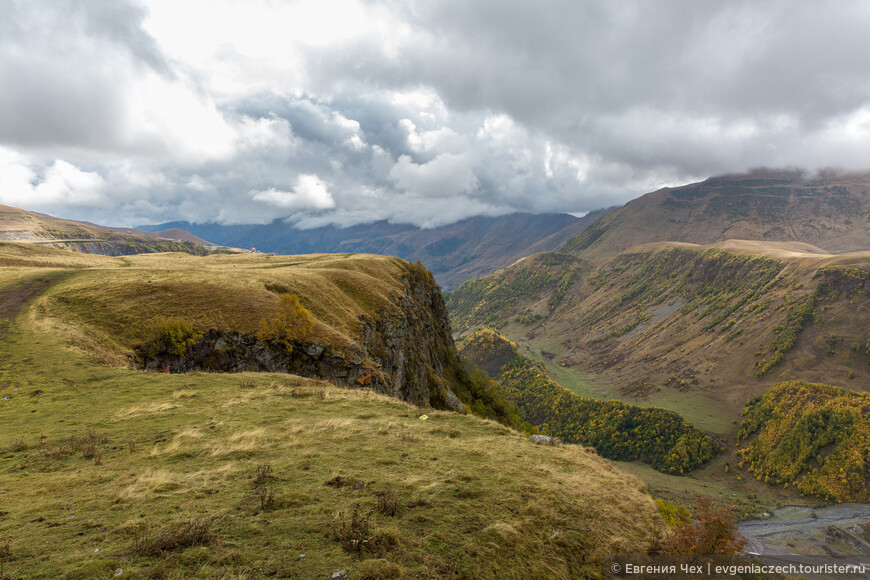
[136,262,468,413]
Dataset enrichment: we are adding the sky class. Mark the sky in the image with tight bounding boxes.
[2,0,870,228]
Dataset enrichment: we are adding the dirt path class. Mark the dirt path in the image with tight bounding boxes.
[0,273,67,336]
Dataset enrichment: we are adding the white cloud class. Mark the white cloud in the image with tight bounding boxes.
[250,174,335,210]
[0,151,104,208]
[185,174,215,192]
[4,0,870,228]
[36,161,106,205]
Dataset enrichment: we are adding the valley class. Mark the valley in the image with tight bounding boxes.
[443,172,870,560]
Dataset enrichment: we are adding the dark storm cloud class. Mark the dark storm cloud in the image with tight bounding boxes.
[316,0,870,177]
[3,0,870,227]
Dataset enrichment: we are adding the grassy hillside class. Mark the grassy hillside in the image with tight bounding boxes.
[457,329,722,474]
[0,248,666,578]
[563,169,870,259]
[737,381,870,503]
[446,252,587,333]
[0,204,214,256]
[18,245,527,420]
[37,249,417,356]
[448,242,870,437]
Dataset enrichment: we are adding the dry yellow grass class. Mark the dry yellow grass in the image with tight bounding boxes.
[23,249,418,360]
[115,401,178,419]
[0,243,665,578]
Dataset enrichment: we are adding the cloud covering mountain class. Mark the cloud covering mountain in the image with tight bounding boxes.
[3,0,870,227]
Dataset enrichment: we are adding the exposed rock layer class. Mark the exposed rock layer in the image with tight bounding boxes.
[139,266,467,413]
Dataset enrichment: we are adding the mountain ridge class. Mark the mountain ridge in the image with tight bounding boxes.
[562,169,870,258]
[143,210,608,290]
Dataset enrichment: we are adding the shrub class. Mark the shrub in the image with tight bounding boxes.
[376,484,399,517]
[661,496,747,555]
[655,499,691,529]
[133,518,214,556]
[331,504,371,553]
[253,464,275,485]
[81,430,107,463]
[257,293,314,350]
[255,486,276,511]
[149,318,202,358]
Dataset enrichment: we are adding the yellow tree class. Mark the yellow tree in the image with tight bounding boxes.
[257,293,314,350]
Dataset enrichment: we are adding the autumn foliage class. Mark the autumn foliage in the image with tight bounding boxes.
[661,496,748,556]
[457,328,722,473]
[257,293,314,349]
[737,381,870,502]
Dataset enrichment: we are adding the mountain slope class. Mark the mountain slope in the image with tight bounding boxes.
[458,328,722,474]
[0,204,214,255]
[0,243,664,578]
[563,170,870,258]
[738,381,870,503]
[145,211,607,290]
[447,241,870,436]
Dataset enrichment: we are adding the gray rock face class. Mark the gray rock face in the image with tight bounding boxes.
[529,434,561,446]
[137,266,467,413]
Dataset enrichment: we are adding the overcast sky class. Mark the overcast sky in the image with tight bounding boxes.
[2,0,870,228]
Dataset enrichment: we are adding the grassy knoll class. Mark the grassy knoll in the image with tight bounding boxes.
[0,249,663,578]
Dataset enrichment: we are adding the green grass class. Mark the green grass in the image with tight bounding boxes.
[0,251,664,579]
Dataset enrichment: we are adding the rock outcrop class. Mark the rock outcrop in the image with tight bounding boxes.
[137,263,467,413]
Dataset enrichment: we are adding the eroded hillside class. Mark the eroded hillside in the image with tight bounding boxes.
[448,241,870,433]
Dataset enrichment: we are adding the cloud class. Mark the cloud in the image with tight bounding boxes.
[0,0,234,160]
[3,0,870,228]
[0,150,105,207]
[250,174,335,211]
[389,153,478,198]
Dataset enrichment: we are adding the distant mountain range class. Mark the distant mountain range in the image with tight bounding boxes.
[142,210,608,289]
